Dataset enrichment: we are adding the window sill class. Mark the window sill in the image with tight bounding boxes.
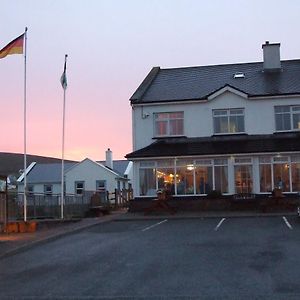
[211,133,248,137]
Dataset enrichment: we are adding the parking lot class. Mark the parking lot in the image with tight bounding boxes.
[1,215,300,299]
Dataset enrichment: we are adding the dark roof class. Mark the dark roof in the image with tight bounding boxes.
[97,160,129,176]
[130,60,300,103]
[25,163,77,183]
[125,133,300,158]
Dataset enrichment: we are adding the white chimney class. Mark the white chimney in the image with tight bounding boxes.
[262,41,281,71]
[105,148,113,169]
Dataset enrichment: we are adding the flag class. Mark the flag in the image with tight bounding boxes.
[60,56,67,90]
[0,33,25,59]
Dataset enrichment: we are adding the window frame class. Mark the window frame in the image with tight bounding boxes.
[75,181,85,195]
[44,184,53,195]
[153,111,184,137]
[213,108,245,135]
[275,105,300,132]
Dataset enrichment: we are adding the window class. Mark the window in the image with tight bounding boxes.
[291,156,300,192]
[157,160,175,192]
[27,185,34,195]
[195,160,213,195]
[214,159,228,193]
[154,112,184,136]
[139,161,156,196]
[44,184,53,195]
[275,105,300,131]
[96,180,106,192]
[213,108,245,134]
[176,159,194,195]
[259,157,272,193]
[234,158,253,194]
[75,181,85,195]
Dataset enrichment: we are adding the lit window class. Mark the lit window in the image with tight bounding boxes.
[154,112,184,137]
[275,105,300,131]
[213,108,245,134]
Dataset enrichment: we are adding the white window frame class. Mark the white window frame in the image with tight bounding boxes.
[213,108,245,135]
[44,184,53,195]
[75,181,85,195]
[154,112,184,137]
[275,105,300,132]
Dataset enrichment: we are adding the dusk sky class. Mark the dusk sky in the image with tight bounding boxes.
[1,0,300,161]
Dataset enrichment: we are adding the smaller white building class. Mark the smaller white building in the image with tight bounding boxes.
[17,149,133,197]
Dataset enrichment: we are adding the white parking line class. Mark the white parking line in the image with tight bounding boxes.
[282,216,293,230]
[142,219,168,232]
[214,218,226,231]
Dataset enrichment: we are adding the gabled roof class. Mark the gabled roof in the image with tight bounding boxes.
[18,162,77,183]
[125,132,300,159]
[97,160,130,176]
[130,60,300,104]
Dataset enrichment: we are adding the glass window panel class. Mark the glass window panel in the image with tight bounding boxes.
[273,156,289,163]
[169,119,183,135]
[259,156,271,163]
[291,156,300,163]
[234,158,252,164]
[275,106,290,113]
[214,159,228,165]
[195,159,212,165]
[291,163,300,192]
[293,113,300,129]
[176,166,194,195]
[214,166,228,193]
[273,164,290,192]
[283,114,291,130]
[230,109,244,115]
[292,106,300,112]
[169,112,183,118]
[259,165,272,192]
[234,165,253,194]
[155,113,168,120]
[140,161,156,168]
[155,120,167,136]
[139,168,156,196]
[157,168,175,193]
[157,160,174,167]
[195,166,213,194]
[213,110,228,116]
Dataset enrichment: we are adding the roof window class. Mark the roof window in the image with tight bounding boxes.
[233,72,245,79]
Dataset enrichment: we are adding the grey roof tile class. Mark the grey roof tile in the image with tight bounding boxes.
[130,60,300,103]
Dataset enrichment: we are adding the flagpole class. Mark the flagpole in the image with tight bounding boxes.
[61,54,68,219]
[23,27,28,222]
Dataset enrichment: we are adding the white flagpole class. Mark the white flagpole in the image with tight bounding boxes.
[23,27,28,222]
[61,54,68,219]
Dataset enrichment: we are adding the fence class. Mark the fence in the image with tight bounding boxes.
[3,188,133,221]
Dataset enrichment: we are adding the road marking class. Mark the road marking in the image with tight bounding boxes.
[282,216,293,230]
[214,218,226,231]
[142,219,168,232]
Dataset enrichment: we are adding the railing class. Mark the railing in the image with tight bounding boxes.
[3,188,133,221]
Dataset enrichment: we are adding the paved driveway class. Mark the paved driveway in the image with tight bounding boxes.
[0,216,300,299]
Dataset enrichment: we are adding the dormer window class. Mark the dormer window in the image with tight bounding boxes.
[275,105,300,131]
[213,108,245,134]
[154,112,184,137]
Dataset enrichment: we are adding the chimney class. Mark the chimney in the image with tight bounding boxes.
[105,148,113,169]
[262,41,281,71]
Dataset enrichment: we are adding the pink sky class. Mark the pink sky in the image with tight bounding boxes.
[1,0,300,161]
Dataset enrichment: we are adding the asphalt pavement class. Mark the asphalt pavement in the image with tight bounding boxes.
[0,209,297,260]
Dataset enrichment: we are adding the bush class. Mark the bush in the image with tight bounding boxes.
[207,190,222,199]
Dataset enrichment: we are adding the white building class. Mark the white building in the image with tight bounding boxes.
[126,42,300,202]
[18,149,133,196]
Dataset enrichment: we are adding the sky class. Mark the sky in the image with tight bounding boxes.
[1,0,300,161]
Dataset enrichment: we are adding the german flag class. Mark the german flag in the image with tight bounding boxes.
[0,33,24,59]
